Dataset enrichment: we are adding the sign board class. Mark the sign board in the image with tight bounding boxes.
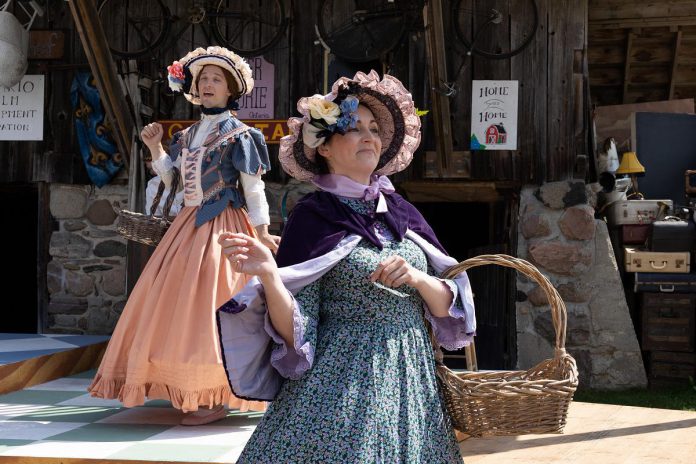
[237,56,274,119]
[159,119,289,144]
[28,31,65,59]
[470,80,518,150]
[0,75,44,141]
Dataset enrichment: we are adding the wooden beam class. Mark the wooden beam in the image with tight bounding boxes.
[423,0,453,175]
[622,31,634,103]
[399,180,519,203]
[68,0,134,169]
[590,16,696,30]
[669,30,683,99]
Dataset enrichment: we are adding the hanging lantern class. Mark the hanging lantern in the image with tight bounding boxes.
[0,10,28,88]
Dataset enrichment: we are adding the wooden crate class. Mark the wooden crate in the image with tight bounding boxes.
[649,351,696,387]
[641,293,696,352]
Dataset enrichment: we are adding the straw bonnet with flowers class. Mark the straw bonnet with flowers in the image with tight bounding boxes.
[167,45,254,109]
[279,70,421,181]
[215,70,475,462]
[90,45,275,425]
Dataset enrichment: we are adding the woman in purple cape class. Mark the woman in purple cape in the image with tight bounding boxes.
[217,71,476,463]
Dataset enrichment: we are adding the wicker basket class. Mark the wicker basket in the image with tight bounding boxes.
[436,254,579,437]
[116,168,180,247]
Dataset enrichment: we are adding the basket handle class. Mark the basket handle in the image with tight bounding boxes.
[149,167,180,218]
[442,254,569,355]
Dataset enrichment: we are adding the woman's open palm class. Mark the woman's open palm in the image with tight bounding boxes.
[218,232,277,278]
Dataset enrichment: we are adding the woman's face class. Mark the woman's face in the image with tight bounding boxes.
[198,65,232,109]
[318,104,382,185]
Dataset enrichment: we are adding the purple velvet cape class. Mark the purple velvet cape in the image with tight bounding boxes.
[276,191,448,268]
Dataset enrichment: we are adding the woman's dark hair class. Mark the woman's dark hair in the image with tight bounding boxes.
[315,150,330,174]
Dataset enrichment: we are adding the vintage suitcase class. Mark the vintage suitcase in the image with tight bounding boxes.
[649,220,696,252]
[621,224,650,245]
[634,272,696,293]
[624,247,690,273]
[649,351,696,386]
[641,293,696,352]
[605,199,672,226]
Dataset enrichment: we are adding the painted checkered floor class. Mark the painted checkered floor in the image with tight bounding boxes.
[0,370,261,463]
[0,333,110,365]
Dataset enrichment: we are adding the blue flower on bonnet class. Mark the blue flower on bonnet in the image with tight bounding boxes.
[336,96,360,131]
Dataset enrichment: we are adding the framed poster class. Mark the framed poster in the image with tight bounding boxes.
[237,56,274,119]
[470,80,518,150]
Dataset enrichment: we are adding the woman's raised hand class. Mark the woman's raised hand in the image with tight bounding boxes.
[141,122,164,148]
[219,232,277,278]
[369,255,424,290]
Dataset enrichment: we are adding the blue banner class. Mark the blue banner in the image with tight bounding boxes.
[70,72,123,187]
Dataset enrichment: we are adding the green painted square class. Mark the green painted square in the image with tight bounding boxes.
[107,443,232,461]
[0,438,34,451]
[68,369,97,379]
[45,423,171,442]
[9,404,123,423]
[209,410,263,427]
[0,390,84,405]
[0,439,34,446]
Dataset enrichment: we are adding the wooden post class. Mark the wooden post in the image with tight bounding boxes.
[669,29,683,99]
[68,0,134,169]
[423,0,453,175]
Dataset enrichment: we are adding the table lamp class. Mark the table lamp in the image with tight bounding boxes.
[616,151,645,199]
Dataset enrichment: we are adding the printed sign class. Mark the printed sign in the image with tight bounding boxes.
[237,56,274,119]
[0,75,44,141]
[470,80,518,150]
[159,119,289,144]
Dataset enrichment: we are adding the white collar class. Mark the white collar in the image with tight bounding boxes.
[199,111,231,124]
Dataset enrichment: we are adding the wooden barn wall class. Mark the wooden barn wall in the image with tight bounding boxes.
[588,0,696,106]
[0,0,587,186]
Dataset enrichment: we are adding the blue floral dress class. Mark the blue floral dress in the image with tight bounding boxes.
[236,198,464,464]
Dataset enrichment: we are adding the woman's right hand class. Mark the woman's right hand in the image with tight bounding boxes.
[141,122,164,148]
[219,232,277,279]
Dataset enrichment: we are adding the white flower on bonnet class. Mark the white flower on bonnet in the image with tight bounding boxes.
[302,124,327,149]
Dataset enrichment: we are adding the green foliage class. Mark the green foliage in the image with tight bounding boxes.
[574,386,696,411]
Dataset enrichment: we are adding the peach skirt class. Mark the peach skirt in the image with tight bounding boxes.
[88,206,266,412]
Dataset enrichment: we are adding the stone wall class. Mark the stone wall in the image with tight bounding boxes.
[516,180,647,389]
[45,180,313,335]
[47,184,128,334]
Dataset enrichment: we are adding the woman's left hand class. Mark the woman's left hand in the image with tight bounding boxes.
[257,232,281,253]
[369,255,424,289]
[219,232,277,278]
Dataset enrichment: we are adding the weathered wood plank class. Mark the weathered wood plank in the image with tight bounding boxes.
[511,0,548,184]
[589,1,696,22]
[399,180,519,203]
[628,65,670,85]
[469,0,512,181]
[587,44,626,66]
[547,0,585,181]
[670,31,683,98]
[423,0,451,175]
[590,16,696,30]
[589,64,623,86]
[589,28,629,44]
[622,32,634,102]
[625,87,669,103]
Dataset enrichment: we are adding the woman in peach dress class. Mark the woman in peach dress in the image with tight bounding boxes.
[88,46,279,425]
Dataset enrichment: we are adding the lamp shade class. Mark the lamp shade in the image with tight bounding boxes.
[616,151,646,175]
